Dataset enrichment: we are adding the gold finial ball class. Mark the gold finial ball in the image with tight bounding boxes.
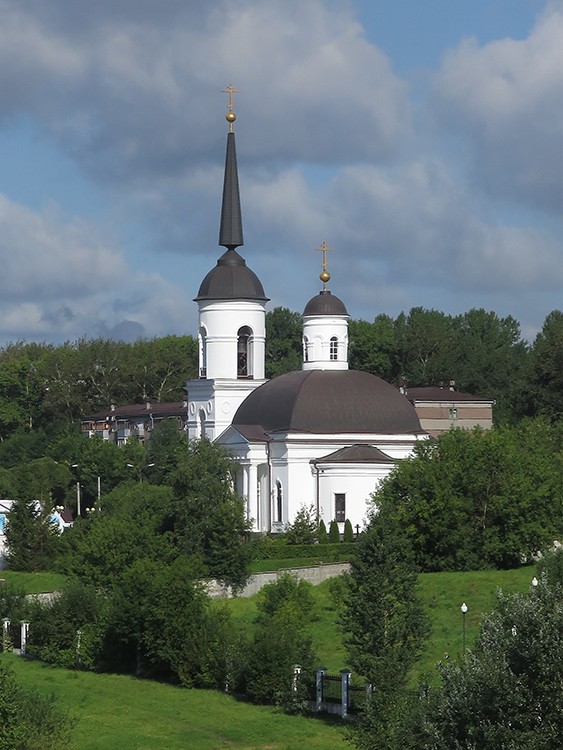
[226,111,236,123]
[320,270,330,283]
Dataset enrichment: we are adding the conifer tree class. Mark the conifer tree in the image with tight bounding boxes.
[328,519,340,543]
[5,498,58,571]
[316,518,328,544]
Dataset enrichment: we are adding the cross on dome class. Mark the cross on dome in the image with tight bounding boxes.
[315,241,334,290]
[222,83,240,131]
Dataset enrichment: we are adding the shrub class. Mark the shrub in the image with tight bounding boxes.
[329,520,340,544]
[251,540,355,561]
[244,574,317,709]
[0,660,72,750]
[27,581,107,669]
[285,505,317,545]
[415,581,563,749]
[343,519,354,542]
[537,545,563,587]
[316,519,328,544]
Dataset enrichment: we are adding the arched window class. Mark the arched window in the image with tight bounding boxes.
[198,326,207,378]
[303,336,309,362]
[198,409,206,438]
[237,326,252,378]
[275,480,283,523]
[329,336,338,360]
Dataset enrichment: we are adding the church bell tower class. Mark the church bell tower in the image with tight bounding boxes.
[186,86,269,440]
[302,242,349,371]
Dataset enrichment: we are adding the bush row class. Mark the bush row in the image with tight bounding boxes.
[250,541,356,561]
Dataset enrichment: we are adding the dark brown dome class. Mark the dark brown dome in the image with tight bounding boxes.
[195,249,268,301]
[232,369,423,434]
[303,290,348,316]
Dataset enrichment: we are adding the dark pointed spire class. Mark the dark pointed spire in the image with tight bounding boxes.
[219,131,244,249]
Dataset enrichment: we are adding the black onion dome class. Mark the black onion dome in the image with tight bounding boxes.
[233,369,423,434]
[195,249,269,301]
[303,290,349,316]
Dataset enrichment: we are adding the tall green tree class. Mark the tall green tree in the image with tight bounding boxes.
[265,307,303,378]
[170,439,252,590]
[342,513,428,694]
[530,309,563,421]
[342,511,429,750]
[451,308,530,423]
[348,315,397,381]
[5,498,60,571]
[394,308,455,386]
[373,420,562,571]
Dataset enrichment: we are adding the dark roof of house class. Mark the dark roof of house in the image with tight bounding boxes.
[313,444,396,464]
[82,402,188,421]
[232,369,423,435]
[60,508,74,523]
[405,387,494,403]
[195,248,268,301]
[303,290,349,317]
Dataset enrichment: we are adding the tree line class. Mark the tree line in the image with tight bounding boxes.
[0,306,560,443]
[0,335,198,440]
[266,306,562,423]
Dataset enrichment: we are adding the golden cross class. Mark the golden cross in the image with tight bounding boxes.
[315,241,334,290]
[222,83,240,131]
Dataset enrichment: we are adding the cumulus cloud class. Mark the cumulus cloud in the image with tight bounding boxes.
[432,1,563,212]
[0,194,193,343]
[0,0,410,186]
[240,158,563,317]
[0,195,126,300]
[0,0,559,344]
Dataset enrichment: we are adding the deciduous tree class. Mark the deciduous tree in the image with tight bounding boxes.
[170,439,252,590]
[416,581,563,749]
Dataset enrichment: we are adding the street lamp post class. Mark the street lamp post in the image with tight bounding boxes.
[71,464,81,517]
[461,602,468,655]
[127,462,155,483]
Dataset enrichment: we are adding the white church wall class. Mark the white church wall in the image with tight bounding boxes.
[218,427,423,534]
[198,299,266,381]
[302,315,348,371]
[315,465,392,531]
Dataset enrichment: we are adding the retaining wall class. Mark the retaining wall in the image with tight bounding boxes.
[205,562,351,599]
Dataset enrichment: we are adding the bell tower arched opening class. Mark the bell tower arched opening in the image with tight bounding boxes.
[237,326,253,379]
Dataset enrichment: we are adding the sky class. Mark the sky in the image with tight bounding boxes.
[0,0,561,346]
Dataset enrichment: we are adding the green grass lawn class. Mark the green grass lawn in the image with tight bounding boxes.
[3,564,538,749]
[416,565,536,677]
[228,564,537,679]
[0,570,67,594]
[5,654,348,750]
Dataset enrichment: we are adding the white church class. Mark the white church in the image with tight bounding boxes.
[184,96,426,534]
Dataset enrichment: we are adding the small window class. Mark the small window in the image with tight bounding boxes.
[275,480,283,523]
[329,336,338,361]
[199,326,207,378]
[449,407,458,420]
[335,493,346,523]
